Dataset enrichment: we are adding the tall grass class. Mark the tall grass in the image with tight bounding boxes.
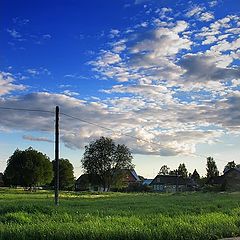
[0,189,240,239]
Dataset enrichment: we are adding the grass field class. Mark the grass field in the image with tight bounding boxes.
[0,189,240,240]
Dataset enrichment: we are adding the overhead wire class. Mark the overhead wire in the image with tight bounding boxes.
[0,106,54,114]
[60,112,230,164]
[0,106,235,164]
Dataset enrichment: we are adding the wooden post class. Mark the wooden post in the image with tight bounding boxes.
[55,106,59,206]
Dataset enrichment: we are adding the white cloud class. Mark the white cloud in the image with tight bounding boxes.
[0,72,26,96]
[185,5,205,18]
[26,69,40,76]
[109,29,120,38]
[90,51,121,67]
[23,135,53,143]
[26,67,51,76]
[0,89,239,156]
[179,53,240,85]
[200,12,214,22]
[209,1,218,7]
[3,4,240,158]
[7,29,22,39]
[131,21,191,57]
[62,90,80,97]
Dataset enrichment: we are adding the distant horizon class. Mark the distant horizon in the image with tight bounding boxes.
[1,0,240,179]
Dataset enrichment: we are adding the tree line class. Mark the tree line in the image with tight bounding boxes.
[3,147,75,190]
[2,136,239,191]
[158,157,240,184]
[2,137,134,191]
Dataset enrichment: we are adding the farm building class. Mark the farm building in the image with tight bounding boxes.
[207,168,240,191]
[142,179,153,186]
[0,173,4,187]
[75,169,141,191]
[75,174,102,191]
[150,175,190,192]
[223,168,240,191]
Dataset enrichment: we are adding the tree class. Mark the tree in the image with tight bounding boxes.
[224,161,236,173]
[81,137,134,191]
[52,158,75,190]
[4,147,53,187]
[206,157,219,179]
[158,165,170,175]
[169,169,178,176]
[177,163,188,178]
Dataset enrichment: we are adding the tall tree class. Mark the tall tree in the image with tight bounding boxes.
[158,165,170,175]
[206,157,219,179]
[177,163,188,178]
[52,158,75,190]
[4,147,53,187]
[81,137,134,191]
[224,161,236,173]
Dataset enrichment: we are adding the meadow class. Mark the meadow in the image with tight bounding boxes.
[0,189,240,240]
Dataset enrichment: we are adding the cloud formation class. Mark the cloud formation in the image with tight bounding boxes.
[1,1,240,157]
[0,72,26,95]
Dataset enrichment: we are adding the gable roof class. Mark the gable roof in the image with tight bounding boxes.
[143,179,153,185]
[150,175,187,185]
[224,168,240,175]
[207,176,224,185]
[130,169,141,181]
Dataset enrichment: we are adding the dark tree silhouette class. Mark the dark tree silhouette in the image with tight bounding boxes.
[206,157,219,179]
[158,165,170,175]
[52,158,75,190]
[81,137,134,191]
[4,147,53,187]
[177,163,188,178]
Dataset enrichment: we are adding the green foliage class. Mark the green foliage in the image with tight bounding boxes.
[0,189,240,239]
[206,157,219,179]
[158,165,170,175]
[4,147,53,187]
[52,159,75,190]
[82,137,134,190]
[177,163,188,178]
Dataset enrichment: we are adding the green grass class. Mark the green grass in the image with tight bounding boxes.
[0,189,240,239]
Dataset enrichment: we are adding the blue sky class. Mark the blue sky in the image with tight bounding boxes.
[1,0,240,178]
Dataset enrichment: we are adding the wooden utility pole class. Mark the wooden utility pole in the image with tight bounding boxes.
[55,106,59,206]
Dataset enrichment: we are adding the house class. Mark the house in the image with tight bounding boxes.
[191,169,200,182]
[75,169,141,192]
[223,168,240,191]
[0,173,4,187]
[121,169,141,186]
[75,174,103,191]
[206,168,240,191]
[143,179,153,186]
[150,175,189,192]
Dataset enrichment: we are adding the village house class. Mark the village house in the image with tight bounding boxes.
[207,168,240,191]
[0,173,4,187]
[75,169,141,191]
[150,174,191,192]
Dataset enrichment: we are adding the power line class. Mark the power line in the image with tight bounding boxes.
[60,112,230,163]
[0,106,234,164]
[61,112,167,149]
[0,106,54,114]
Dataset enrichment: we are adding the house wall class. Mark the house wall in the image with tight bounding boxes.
[0,174,4,187]
[152,184,186,192]
[224,171,240,191]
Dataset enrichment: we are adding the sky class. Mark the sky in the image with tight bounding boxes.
[1,0,240,178]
